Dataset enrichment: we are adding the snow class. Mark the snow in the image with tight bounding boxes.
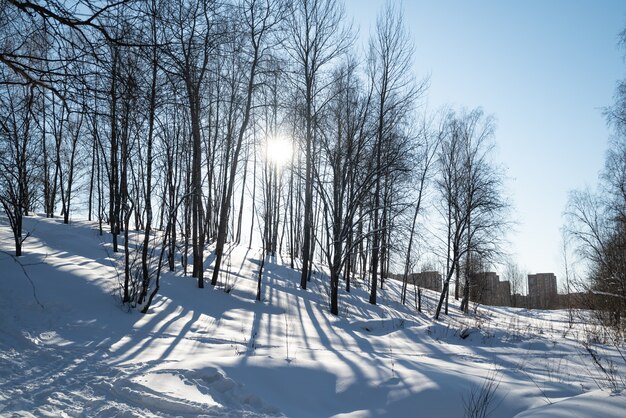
[514,389,626,418]
[1,215,625,417]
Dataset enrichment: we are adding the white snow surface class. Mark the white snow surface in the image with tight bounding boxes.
[1,216,624,417]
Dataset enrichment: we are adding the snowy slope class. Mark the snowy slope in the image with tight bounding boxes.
[0,216,624,417]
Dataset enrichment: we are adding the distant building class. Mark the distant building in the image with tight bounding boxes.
[469,272,511,306]
[412,271,442,292]
[389,271,442,292]
[511,293,528,308]
[527,273,558,309]
[497,280,511,306]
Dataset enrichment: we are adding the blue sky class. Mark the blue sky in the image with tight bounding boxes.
[345,0,626,284]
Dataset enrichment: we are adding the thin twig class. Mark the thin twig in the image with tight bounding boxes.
[0,249,44,309]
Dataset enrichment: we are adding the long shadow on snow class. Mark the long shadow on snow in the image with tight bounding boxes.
[20,216,123,274]
[230,256,453,417]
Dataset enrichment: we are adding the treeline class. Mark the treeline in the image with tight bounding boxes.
[0,0,508,317]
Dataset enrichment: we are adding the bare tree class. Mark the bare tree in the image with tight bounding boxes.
[0,80,37,256]
[401,116,441,305]
[503,258,525,307]
[433,108,509,319]
[367,1,424,305]
[160,0,223,287]
[315,56,375,315]
[138,0,162,305]
[285,0,351,290]
[566,35,626,322]
[1,0,138,123]
[565,187,626,330]
[211,0,285,287]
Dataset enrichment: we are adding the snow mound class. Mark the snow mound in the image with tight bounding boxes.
[514,390,626,418]
[349,317,419,335]
[104,367,282,417]
[1,216,625,417]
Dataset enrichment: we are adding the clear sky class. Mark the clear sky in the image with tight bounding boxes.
[344,0,626,286]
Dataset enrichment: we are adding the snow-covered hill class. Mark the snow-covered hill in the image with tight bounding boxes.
[1,216,624,417]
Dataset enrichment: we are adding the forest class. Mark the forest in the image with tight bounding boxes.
[0,0,623,332]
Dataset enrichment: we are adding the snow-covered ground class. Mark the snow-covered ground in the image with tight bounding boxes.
[1,216,624,417]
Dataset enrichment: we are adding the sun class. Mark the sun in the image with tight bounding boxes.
[264,137,293,167]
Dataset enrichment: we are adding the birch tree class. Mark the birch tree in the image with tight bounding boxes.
[285,0,351,290]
